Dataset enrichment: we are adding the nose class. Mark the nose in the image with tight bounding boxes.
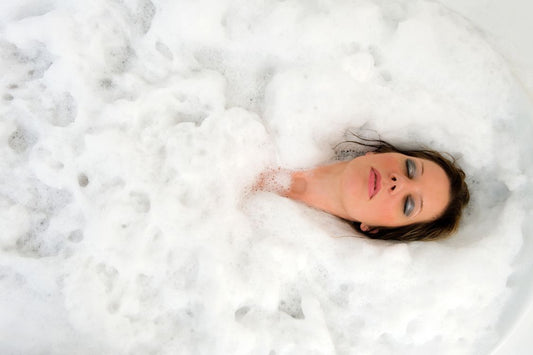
[387,173,407,194]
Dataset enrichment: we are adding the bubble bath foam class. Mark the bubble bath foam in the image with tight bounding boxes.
[1,0,533,354]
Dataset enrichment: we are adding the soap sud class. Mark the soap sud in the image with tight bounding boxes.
[0,0,532,354]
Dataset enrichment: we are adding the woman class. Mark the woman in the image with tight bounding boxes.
[257,136,470,241]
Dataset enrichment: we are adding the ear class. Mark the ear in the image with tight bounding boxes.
[360,223,379,234]
[360,223,370,231]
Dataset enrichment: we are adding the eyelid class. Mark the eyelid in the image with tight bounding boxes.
[406,159,416,178]
[404,195,415,216]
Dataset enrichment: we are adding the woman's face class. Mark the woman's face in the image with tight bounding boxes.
[341,152,450,228]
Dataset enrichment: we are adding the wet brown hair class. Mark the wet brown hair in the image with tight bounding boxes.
[336,135,470,241]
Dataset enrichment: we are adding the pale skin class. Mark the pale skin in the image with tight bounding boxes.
[258,152,451,232]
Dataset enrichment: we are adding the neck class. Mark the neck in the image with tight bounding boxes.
[284,161,351,220]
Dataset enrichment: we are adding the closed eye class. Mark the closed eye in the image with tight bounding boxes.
[406,159,416,178]
[404,195,415,216]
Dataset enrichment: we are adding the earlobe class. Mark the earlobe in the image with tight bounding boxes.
[360,223,379,234]
[360,223,370,232]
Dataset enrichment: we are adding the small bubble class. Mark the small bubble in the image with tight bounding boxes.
[16,233,43,257]
[100,78,113,88]
[68,229,84,243]
[278,289,305,319]
[78,173,89,187]
[155,41,173,60]
[381,70,392,82]
[138,0,156,34]
[8,84,18,89]
[36,218,50,232]
[234,306,250,321]
[8,128,37,153]
[107,302,119,314]
[3,94,13,101]
[130,191,151,213]
[49,92,77,127]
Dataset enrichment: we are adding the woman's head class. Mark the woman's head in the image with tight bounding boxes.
[336,136,470,241]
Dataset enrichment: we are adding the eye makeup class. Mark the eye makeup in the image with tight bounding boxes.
[404,159,418,216]
[406,159,416,178]
[404,195,415,216]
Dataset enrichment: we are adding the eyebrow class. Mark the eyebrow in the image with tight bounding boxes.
[420,196,424,214]
[410,160,425,218]
[411,195,424,219]
[419,160,424,215]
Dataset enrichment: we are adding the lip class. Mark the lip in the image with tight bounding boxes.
[368,167,381,199]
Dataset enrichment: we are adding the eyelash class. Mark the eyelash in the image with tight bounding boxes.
[403,159,416,216]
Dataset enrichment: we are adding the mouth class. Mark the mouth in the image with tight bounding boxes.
[368,167,381,199]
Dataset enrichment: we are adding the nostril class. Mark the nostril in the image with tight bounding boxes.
[392,177,397,181]
[391,185,396,191]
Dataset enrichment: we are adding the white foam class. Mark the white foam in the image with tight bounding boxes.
[0,0,532,354]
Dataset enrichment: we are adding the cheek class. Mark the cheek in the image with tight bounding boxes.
[368,200,400,225]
